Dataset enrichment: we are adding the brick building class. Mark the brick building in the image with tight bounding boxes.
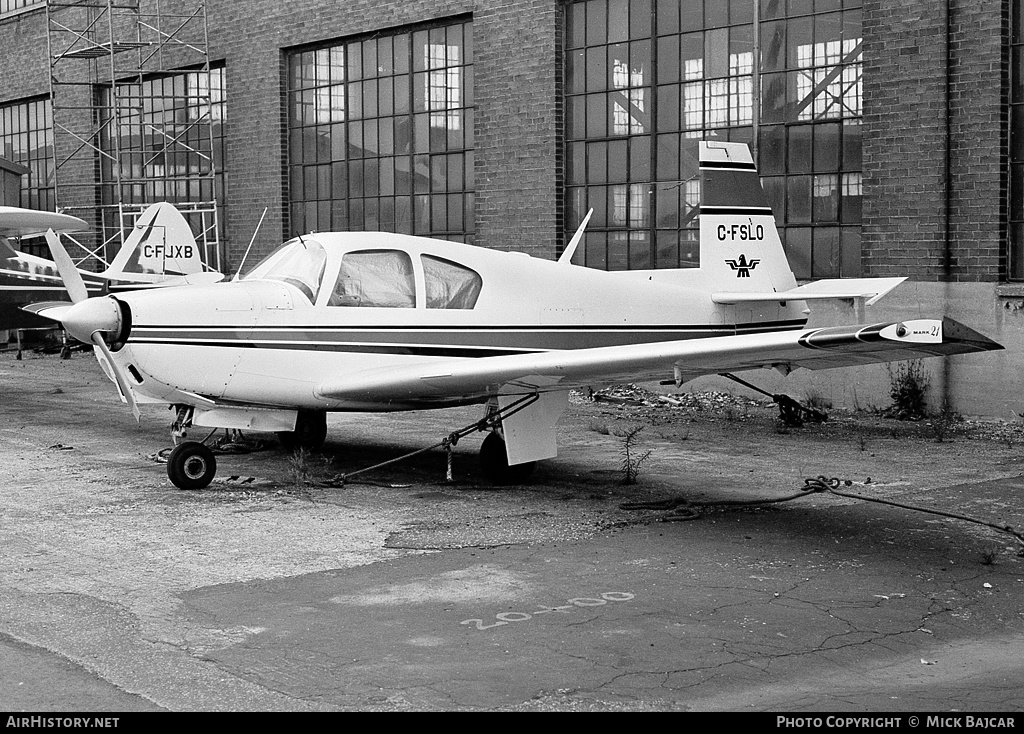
[0,0,1021,418]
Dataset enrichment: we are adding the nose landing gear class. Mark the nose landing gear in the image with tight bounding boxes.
[166,405,217,490]
[166,441,217,490]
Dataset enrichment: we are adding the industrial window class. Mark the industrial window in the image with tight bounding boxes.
[287,19,475,244]
[1010,0,1024,280]
[758,0,862,278]
[565,0,862,277]
[97,67,227,223]
[0,1,42,16]
[329,250,416,308]
[0,97,54,213]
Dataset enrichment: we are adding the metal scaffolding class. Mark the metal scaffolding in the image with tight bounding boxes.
[46,0,222,272]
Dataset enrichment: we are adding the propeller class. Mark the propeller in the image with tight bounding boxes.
[42,229,141,424]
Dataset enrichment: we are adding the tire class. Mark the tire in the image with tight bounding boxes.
[277,410,328,452]
[479,431,535,485]
[167,441,217,490]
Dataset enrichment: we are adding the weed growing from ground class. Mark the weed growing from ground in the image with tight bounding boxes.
[588,420,611,435]
[804,389,832,412]
[286,448,334,492]
[619,425,652,485]
[885,360,930,421]
[932,401,960,443]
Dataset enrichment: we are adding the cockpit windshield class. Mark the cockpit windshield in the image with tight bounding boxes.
[242,237,328,302]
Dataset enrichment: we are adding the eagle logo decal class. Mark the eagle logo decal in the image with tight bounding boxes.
[725,254,760,278]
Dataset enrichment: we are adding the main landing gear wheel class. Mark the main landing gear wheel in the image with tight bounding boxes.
[277,409,328,452]
[167,441,217,490]
[479,431,535,485]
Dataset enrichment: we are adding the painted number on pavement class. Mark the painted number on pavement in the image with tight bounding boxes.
[461,592,635,631]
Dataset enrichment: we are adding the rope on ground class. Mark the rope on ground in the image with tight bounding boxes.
[148,429,272,464]
[339,394,540,485]
[719,372,828,427]
[621,475,1024,547]
[620,484,817,522]
[804,475,1024,547]
[208,429,273,455]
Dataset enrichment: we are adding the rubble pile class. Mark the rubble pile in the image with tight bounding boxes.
[573,383,1024,444]
[584,384,769,412]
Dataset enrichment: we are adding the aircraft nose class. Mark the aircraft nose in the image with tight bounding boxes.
[61,297,121,344]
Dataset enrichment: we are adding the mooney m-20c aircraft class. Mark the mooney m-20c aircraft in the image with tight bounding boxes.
[27,141,1002,489]
[1,202,214,331]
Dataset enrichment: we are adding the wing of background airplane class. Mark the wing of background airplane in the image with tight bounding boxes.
[315,317,1001,404]
[0,206,88,239]
[1,206,88,259]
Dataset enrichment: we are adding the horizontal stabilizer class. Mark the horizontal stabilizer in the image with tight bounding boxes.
[712,277,906,306]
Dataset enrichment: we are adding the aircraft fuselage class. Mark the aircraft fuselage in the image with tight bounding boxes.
[104,232,809,412]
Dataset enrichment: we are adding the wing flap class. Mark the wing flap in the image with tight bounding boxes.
[314,317,1001,404]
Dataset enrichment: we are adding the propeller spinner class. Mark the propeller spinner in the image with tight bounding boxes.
[32,229,141,423]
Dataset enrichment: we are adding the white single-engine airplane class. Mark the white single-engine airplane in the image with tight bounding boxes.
[1,202,215,331]
[27,141,1002,489]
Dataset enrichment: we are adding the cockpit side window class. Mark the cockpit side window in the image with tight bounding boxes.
[422,255,482,309]
[329,249,415,307]
[242,237,328,302]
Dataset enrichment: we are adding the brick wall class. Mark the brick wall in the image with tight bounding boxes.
[0,0,562,266]
[862,0,1006,281]
[208,0,561,265]
[0,7,49,102]
[2,0,1011,279]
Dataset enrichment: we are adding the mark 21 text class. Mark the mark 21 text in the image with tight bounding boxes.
[461,592,635,631]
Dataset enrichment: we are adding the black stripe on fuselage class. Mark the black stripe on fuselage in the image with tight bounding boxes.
[126,320,809,357]
[131,341,529,358]
[132,321,806,333]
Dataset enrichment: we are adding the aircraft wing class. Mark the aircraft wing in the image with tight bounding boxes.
[2,206,88,261]
[0,206,88,238]
[315,317,1001,404]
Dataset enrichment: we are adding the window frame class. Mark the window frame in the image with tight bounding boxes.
[285,17,475,244]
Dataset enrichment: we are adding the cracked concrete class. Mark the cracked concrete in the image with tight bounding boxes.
[1,350,1023,711]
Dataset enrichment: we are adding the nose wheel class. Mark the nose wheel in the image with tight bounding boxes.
[167,441,217,490]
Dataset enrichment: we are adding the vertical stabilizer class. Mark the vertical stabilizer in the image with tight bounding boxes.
[103,202,204,281]
[698,141,797,294]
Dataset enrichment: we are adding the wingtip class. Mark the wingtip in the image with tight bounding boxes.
[942,317,1004,352]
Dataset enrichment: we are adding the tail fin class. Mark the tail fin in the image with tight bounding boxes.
[102,202,204,282]
[698,141,798,295]
[699,141,905,306]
